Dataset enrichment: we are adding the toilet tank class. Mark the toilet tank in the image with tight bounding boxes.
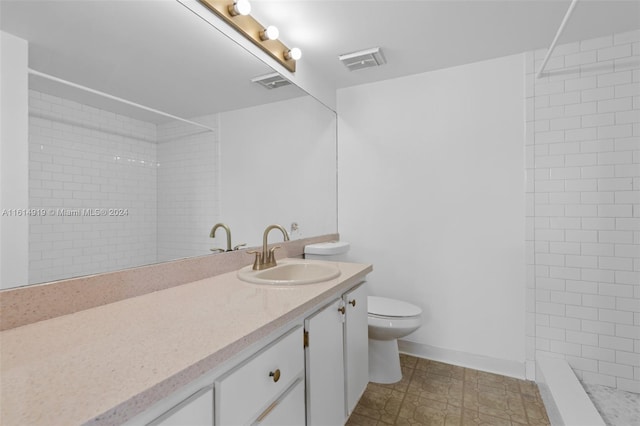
[304,241,350,261]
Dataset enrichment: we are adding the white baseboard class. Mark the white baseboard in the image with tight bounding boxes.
[398,339,526,380]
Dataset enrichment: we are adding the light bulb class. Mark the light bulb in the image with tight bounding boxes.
[228,0,251,16]
[260,25,279,41]
[285,47,302,61]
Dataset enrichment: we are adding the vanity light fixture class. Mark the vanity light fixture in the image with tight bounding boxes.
[198,0,298,72]
[259,25,279,41]
[228,0,251,16]
[284,47,302,61]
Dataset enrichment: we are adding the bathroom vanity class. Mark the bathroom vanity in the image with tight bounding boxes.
[0,259,371,426]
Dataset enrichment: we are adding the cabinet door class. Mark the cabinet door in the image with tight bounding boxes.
[305,298,346,426]
[254,378,305,426]
[147,386,213,426]
[344,282,369,415]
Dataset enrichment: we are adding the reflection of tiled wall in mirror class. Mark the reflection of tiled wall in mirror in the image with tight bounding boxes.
[28,89,159,284]
[27,91,223,285]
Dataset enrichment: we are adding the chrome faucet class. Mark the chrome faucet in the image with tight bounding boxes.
[210,223,246,252]
[248,224,290,270]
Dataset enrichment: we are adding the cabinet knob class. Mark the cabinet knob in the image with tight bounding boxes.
[338,306,346,314]
[269,369,281,383]
[348,299,356,307]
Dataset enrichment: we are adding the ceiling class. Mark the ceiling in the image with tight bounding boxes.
[1,0,638,119]
[250,0,640,89]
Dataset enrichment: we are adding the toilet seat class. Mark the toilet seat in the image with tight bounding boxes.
[368,312,420,320]
[368,314,422,330]
[368,296,422,318]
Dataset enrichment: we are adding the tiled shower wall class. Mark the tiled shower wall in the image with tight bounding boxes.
[28,90,158,284]
[28,91,220,284]
[525,30,640,392]
[157,117,219,262]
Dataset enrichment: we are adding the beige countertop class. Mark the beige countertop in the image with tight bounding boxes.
[0,259,372,426]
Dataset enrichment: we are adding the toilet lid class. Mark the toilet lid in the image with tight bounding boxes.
[368,296,422,317]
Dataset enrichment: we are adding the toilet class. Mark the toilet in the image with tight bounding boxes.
[304,242,423,384]
[367,296,422,384]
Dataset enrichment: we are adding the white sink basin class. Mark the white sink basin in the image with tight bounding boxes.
[237,260,340,285]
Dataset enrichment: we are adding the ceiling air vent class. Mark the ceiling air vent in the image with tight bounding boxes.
[251,72,292,89]
[338,47,386,71]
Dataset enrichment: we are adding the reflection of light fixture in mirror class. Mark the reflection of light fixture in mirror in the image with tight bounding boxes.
[259,25,279,41]
[228,0,251,16]
[284,47,302,61]
[198,0,297,72]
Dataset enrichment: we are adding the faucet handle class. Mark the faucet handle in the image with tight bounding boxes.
[267,246,282,264]
[233,243,247,251]
[210,247,225,253]
[247,250,263,270]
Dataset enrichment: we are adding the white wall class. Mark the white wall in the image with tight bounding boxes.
[526,30,640,392]
[0,31,29,289]
[219,96,337,248]
[337,54,526,376]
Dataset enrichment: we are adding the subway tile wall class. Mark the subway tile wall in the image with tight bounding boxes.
[525,30,640,392]
[156,117,219,262]
[28,91,219,284]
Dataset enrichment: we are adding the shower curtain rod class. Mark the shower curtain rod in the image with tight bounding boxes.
[28,68,217,133]
[536,0,579,78]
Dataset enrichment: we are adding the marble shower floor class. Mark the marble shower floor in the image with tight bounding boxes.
[582,382,640,426]
[346,354,550,426]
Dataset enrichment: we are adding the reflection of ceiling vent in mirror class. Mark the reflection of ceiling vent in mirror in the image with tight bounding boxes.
[251,72,292,89]
[339,47,386,71]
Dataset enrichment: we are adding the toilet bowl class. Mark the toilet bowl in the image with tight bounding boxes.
[368,296,422,384]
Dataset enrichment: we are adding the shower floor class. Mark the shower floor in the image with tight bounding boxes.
[582,382,640,426]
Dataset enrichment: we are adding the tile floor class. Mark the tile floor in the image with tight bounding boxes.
[346,354,551,426]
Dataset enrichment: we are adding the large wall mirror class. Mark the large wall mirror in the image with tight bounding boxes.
[0,0,337,288]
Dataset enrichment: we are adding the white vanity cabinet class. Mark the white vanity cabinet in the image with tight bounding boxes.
[215,325,304,425]
[147,386,213,426]
[305,282,369,425]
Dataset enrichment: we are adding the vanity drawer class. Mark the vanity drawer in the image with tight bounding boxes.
[215,326,303,425]
[255,377,305,426]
